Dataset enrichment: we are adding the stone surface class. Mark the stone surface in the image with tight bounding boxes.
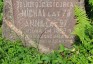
[3,0,84,53]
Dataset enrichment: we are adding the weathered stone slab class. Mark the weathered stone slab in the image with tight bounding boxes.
[3,0,84,53]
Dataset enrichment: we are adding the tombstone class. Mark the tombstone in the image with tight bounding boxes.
[2,0,84,53]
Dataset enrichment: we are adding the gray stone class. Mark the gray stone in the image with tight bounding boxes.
[2,0,84,53]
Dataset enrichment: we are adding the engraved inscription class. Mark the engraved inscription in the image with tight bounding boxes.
[11,0,78,52]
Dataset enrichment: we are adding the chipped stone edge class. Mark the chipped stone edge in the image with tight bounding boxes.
[4,18,52,53]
